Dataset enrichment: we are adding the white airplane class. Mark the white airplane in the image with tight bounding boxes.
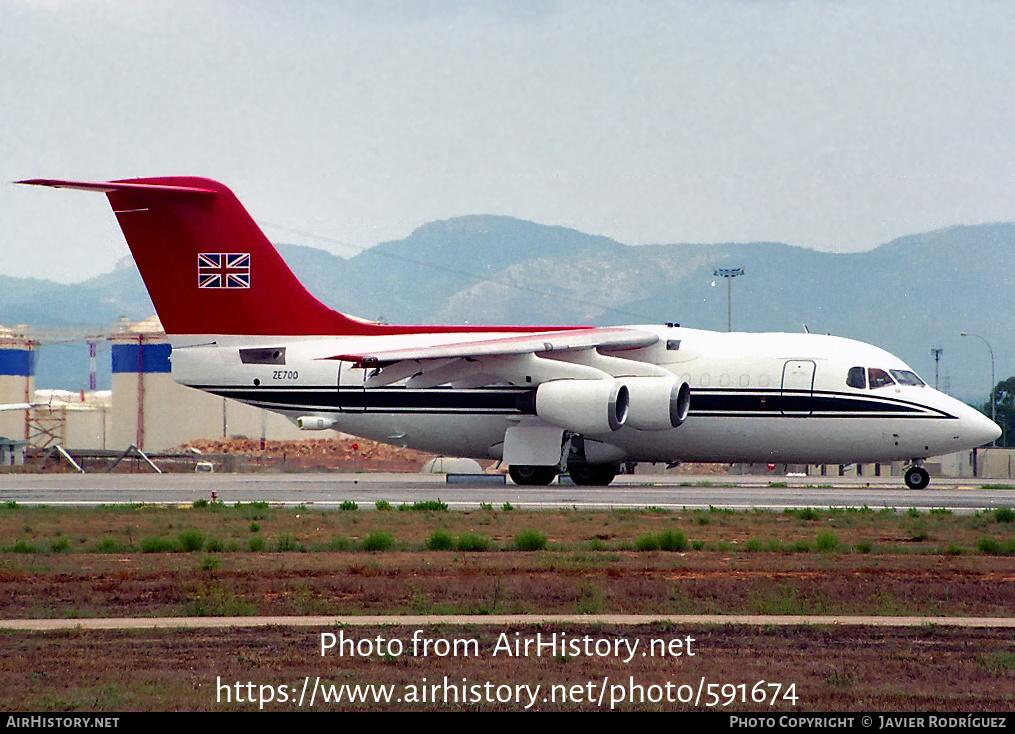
[19,176,1000,489]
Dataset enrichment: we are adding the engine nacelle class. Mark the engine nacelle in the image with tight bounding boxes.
[534,379,628,433]
[624,376,690,430]
[297,416,336,431]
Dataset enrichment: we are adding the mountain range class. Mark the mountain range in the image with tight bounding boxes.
[5,216,1012,402]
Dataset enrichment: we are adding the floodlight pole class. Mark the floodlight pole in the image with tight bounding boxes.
[960,332,996,445]
[713,267,744,332]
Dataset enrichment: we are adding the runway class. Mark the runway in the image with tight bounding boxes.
[0,472,1012,512]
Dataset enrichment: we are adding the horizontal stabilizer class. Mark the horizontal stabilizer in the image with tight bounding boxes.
[17,178,218,196]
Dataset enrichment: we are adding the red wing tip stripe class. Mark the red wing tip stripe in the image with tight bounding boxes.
[16,179,218,196]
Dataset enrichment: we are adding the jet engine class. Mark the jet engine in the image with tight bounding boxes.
[532,378,629,434]
[624,376,690,430]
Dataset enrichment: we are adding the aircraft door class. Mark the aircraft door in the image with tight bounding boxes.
[781,360,815,416]
[336,361,367,413]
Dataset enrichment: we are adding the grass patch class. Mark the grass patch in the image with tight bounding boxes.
[177,529,205,552]
[994,507,1015,523]
[515,529,547,551]
[141,536,178,553]
[454,533,490,552]
[789,507,821,521]
[275,534,304,552]
[363,531,395,551]
[399,499,448,512]
[816,531,839,552]
[425,530,454,551]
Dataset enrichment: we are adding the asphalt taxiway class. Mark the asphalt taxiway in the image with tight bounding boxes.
[0,472,1011,512]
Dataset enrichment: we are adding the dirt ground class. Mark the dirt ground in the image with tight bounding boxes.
[2,624,1012,711]
[1,504,1013,711]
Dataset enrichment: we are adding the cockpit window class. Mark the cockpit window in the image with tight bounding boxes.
[846,366,866,389]
[890,369,925,387]
[868,368,895,389]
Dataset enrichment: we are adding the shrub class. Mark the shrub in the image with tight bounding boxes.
[744,538,763,552]
[977,536,1004,555]
[502,502,514,512]
[248,535,265,552]
[141,536,178,552]
[515,529,547,551]
[92,537,124,553]
[634,533,659,551]
[816,531,839,552]
[657,529,688,551]
[178,528,205,552]
[339,501,358,511]
[275,534,303,552]
[8,540,38,553]
[454,533,490,551]
[363,531,395,551]
[206,537,225,552]
[399,499,448,512]
[791,507,821,521]
[375,500,393,511]
[329,535,353,551]
[50,536,71,554]
[994,507,1015,524]
[426,530,454,551]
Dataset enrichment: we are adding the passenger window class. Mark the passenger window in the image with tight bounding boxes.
[846,366,866,389]
[868,368,895,389]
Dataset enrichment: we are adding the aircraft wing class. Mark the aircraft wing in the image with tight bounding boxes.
[327,326,666,389]
[330,326,659,366]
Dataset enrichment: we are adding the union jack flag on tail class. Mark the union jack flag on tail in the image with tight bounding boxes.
[198,252,250,289]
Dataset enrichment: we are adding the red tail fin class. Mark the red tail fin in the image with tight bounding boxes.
[21,177,387,336]
[20,176,581,338]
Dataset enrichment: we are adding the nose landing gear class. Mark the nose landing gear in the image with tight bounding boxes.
[904,462,930,490]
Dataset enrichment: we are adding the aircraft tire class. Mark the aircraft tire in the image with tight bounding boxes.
[568,463,619,486]
[904,466,930,490]
[508,465,558,486]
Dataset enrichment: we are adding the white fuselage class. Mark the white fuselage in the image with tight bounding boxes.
[167,325,999,465]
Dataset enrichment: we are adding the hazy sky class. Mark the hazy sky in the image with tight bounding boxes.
[4,0,1015,283]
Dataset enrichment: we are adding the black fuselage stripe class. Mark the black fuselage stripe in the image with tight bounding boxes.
[190,385,953,419]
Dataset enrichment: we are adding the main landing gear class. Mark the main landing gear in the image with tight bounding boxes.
[568,463,619,486]
[507,463,620,486]
[904,464,930,490]
[508,465,558,486]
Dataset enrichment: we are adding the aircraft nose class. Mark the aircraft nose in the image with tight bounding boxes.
[964,406,1002,447]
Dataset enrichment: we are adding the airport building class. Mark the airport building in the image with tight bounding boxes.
[3,318,310,454]
[0,328,35,441]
